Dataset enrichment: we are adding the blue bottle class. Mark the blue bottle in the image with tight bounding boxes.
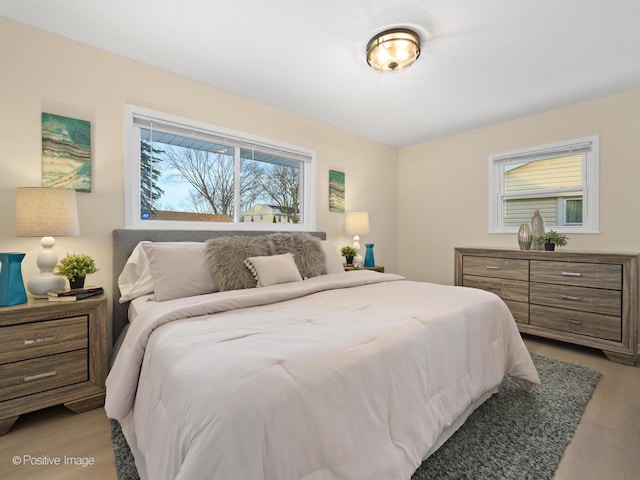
[0,252,28,306]
[364,244,375,268]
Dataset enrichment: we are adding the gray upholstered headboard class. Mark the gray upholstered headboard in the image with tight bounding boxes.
[112,229,327,345]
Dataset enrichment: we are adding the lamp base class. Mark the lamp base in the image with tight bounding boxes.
[27,273,66,298]
[26,236,66,298]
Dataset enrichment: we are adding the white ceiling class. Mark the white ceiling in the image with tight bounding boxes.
[2,0,640,147]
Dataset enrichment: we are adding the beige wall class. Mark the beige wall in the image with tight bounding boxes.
[397,88,640,285]
[0,18,397,323]
[4,15,640,339]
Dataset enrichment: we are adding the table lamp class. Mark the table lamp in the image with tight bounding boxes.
[345,211,370,263]
[16,187,80,298]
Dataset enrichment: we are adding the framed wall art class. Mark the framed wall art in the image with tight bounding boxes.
[329,169,345,212]
[41,112,91,192]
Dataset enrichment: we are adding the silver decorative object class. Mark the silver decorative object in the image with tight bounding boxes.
[531,210,545,250]
[517,223,532,250]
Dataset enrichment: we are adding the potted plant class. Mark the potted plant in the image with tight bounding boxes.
[533,230,568,251]
[55,253,98,289]
[340,246,358,266]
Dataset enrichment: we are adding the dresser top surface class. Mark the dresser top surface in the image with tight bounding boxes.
[455,247,639,263]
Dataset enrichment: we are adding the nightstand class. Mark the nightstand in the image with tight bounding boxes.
[0,294,108,435]
[344,265,385,273]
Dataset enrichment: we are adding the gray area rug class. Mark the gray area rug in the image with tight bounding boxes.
[111,353,600,480]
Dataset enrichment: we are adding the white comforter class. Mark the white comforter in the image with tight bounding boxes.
[106,272,539,480]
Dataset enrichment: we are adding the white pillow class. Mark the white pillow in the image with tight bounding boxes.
[118,241,154,303]
[244,253,303,287]
[142,242,218,301]
[321,240,347,274]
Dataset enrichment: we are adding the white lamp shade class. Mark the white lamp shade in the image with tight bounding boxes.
[16,187,80,237]
[345,211,370,236]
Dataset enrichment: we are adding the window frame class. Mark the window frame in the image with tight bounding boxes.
[557,196,583,226]
[124,105,317,231]
[488,135,600,234]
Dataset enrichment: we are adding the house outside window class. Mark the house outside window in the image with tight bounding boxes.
[125,105,316,231]
[488,135,599,234]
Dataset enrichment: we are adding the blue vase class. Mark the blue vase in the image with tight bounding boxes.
[0,252,28,306]
[364,243,375,267]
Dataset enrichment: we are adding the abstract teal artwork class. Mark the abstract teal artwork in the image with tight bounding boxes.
[42,112,91,192]
[329,169,345,212]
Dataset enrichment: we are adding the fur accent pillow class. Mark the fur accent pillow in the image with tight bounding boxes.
[244,253,303,287]
[205,236,271,291]
[267,233,327,278]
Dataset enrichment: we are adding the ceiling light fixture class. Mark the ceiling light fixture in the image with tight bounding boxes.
[366,28,421,72]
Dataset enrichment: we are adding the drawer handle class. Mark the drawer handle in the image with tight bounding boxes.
[561,272,582,277]
[561,295,582,302]
[24,336,56,346]
[485,266,501,270]
[563,319,583,326]
[24,370,57,382]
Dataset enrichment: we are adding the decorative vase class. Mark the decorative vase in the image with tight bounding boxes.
[517,224,532,250]
[531,210,545,250]
[544,242,555,251]
[345,256,354,266]
[364,244,375,267]
[69,276,86,289]
[0,252,28,306]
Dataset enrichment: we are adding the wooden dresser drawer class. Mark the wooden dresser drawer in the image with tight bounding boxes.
[0,349,88,402]
[0,316,88,365]
[530,304,621,341]
[463,256,529,281]
[530,283,621,316]
[463,275,529,303]
[530,261,621,289]
[503,300,529,324]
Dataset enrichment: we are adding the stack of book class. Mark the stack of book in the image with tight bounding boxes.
[47,286,104,302]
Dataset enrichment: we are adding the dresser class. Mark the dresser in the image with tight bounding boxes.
[454,248,638,365]
[0,295,108,434]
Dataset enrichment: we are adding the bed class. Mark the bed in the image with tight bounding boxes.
[105,229,540,480]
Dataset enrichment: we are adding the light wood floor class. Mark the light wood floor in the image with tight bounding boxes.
[0,336,638,480]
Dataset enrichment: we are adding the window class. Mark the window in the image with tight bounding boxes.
[125,105,316,230]
[488,135,599,233]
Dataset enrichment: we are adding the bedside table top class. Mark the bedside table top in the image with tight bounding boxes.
[0,294,107,327]
[344,265,385,273]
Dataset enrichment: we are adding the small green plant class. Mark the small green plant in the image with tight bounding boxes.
[340,246,358,258]
[55,253,98,281]
[534,230,568,247]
